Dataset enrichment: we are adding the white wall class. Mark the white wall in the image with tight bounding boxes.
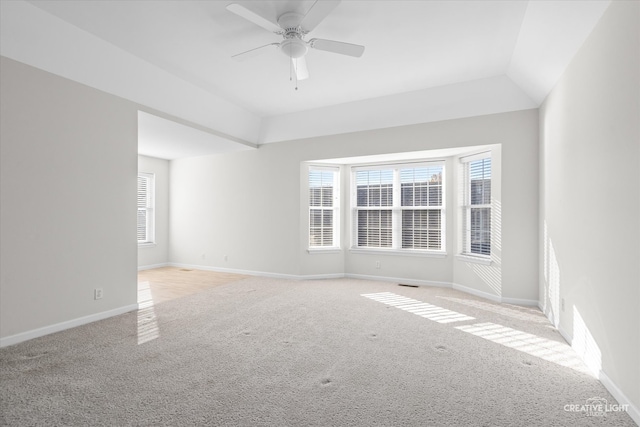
[170,109,539,302]
[539,0,639,419]
[0,56,138,343]
[169,148,303,276]
[138,155,170,269]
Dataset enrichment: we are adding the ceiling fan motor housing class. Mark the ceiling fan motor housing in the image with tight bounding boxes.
[277,12,308,59]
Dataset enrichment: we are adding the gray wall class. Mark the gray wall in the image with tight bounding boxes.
[539,0,639,414]
[0,56,138,340]
[138,155,170,269]
[170,109,539,302]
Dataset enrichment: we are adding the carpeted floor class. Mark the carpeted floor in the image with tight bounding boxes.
[0,277,635,426]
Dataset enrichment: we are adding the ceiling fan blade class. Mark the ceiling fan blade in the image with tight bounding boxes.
[293,57,309,80]
[299,0,341,32]
[226,3,281,33]
[232,43,279,61]
[309,38,365,57]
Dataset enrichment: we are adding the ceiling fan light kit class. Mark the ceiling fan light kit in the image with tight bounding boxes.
[226,0,365,85]
[280,37,308,59]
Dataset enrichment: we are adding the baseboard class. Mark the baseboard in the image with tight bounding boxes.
[168,265,541,307]
[138,263,169,271]
[501,296,539,306]
[447,283,538,306]
[346,273,452,289]
[451,282,501,303]
[0,304,139,348]
[168,262,301,281]
[300,273,346,280]
[599,371,640,426]
[557,324,572,345]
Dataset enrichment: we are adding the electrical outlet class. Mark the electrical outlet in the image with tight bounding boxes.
[375,261,381,269]
[94,288,103,300]
[561,298,565,312]
[224,255,228,262]
[201,253,206,260]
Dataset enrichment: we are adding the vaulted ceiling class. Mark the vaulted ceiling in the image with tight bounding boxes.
[1,0,611,158]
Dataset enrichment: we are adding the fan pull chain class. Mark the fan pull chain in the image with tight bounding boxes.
[289,56,298,91]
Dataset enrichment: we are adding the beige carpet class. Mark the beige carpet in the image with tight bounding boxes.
[1,277,635,426]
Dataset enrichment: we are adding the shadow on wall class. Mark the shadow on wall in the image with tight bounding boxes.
[540,220,602,377]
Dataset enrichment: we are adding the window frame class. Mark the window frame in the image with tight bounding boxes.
[350,161,446,255]
[137,172,155,246]
[460,153,491,259]
[308,165,340,251]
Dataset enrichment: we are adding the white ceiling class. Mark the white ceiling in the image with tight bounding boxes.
[0,0,611,159]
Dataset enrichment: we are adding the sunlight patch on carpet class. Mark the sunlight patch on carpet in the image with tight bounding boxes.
[361,292,475,323]
[137,281,160,345]
[456,322,592,376]
[436,296,548,323]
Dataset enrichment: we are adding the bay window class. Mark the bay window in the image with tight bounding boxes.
[352,163,444,252]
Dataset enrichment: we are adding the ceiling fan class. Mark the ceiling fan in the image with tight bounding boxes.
[226,0,365,81]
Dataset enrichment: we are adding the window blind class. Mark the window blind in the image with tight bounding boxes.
[400,165,443,250]
[137,173,154,244]
[309,167,339,248]
[355,169,393,248]
[352,163,444,251]
[463,157,491,256]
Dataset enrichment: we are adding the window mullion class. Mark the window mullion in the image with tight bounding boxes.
[464,165,471,254]
[464,206,471,254]
[392,168,401,250]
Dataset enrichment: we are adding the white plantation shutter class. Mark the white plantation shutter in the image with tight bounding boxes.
[309,167,339,248]
[352,162,444,251]
[462,155,491,256]
[137,173,155,244]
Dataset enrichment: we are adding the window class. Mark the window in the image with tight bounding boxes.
[352,163,444,252]
[462,155,491,256]
[354,169,393,248]
[309,167,340,248]
[137,172,155,244]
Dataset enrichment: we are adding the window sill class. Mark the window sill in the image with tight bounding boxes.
[456,254,492,265]
[349,248,447,258]
[307,247,342,254]
[138,242,156,248]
